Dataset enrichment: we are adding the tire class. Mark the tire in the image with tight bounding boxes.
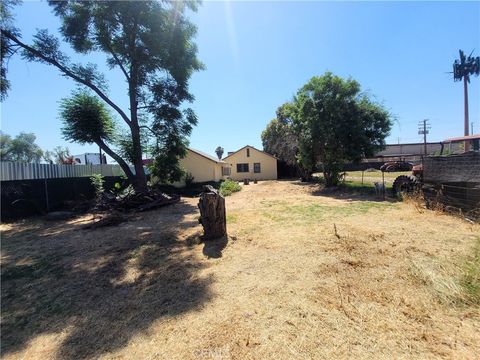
[392,175,416,195]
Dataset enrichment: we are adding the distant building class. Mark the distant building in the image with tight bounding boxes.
[374,142,443,157]
[73,153,107,165]
[369,141,464,162]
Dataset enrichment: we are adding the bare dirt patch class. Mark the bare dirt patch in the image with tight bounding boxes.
[1,180,479,359]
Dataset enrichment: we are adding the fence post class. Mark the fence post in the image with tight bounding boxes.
[44,178,50,212]
[382,171,385,200]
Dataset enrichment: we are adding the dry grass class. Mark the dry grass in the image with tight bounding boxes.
[345,170,411,185]
[1,180,479,359]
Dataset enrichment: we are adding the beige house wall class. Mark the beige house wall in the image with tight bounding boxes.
[174,149,225,187]
[224,146,277,181]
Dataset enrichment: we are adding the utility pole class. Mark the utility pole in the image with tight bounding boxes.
[471,122,474,135]
[418,119,431,155]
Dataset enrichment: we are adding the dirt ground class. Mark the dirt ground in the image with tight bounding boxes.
[1,180,479,360]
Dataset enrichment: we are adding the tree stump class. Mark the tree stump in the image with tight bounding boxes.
[198,185,227,240]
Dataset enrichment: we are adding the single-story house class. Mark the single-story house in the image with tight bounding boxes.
[223,145,277,181]
[178,148,229,185]
[144,146,277,186]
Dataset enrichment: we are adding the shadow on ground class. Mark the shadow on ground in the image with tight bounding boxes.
[202,236,228,259]
[291,180,399,203]
[1,200,212,359]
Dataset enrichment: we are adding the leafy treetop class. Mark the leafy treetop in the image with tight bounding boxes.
[294,72,392,186]
[1,0,203,191]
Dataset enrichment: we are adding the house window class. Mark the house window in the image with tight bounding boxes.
[254,163,261,173]
[247,148,250,157]
[222,167,231,176]
[237,163,249,173]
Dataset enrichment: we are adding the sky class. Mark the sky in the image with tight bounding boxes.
[1,1,479,161]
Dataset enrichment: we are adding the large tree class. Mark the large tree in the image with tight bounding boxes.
[261,103,301,175]
[294,72,392,186]
[43,146,74,164]
[1,0,203,192]
[0,131,43,162]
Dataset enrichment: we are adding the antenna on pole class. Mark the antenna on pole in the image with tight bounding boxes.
[452,49,480,151]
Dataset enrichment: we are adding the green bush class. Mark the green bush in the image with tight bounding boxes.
[90,174,105,198]
[185,172,195,187]
[220,179,241,197]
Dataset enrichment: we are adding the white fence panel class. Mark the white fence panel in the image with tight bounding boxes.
[0,162,134,181]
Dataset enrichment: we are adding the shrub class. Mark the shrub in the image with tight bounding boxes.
[185,172,195,187]
[220,179,241,197]
[90,174,105,198]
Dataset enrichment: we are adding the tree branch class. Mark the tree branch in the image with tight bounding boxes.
[97,138,135,180]
[2,30,131,125]
[139,125,157,136]
[104,41,130,81]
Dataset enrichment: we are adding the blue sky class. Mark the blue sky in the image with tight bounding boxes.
[1,1,479,160]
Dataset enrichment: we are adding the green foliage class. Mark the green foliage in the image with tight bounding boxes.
[115,128,151,165]
[148,144,187,184]
[0,131,43,162]
[60,91,115,145]
[90,173,105,199]
[0,0,21,100]
[261,103,299,167]
[220,179,241,197]
[1,0,203,191]
[293,72,392,186]
[185,172,195,187]
[43,146,72,164]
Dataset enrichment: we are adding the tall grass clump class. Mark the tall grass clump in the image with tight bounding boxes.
[220,179,241,197]
[462,238,480,305]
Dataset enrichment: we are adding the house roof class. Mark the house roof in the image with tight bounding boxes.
[443,134,480,143]
[142,148,225,165]
[223,145,277,160]
[188,148,225,163]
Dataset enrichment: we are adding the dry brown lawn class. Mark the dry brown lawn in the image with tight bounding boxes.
[1,180,479,360]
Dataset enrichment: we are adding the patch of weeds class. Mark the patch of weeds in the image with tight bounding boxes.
[259,199,289,207]
[409,257,464,306]
[409,239,480,307]
[226,213,238,224]
[261,201,392,224]
[461,237,480,305]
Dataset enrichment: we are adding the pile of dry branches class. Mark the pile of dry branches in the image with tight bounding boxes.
[94,187,180,213]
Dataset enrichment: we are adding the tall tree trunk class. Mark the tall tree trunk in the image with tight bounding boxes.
[130,124,148,192]
[97,139,136,186]
[128,63,148,193]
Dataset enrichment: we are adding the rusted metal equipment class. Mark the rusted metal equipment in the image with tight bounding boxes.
[392,167,422,195]
[380,161,413,172]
